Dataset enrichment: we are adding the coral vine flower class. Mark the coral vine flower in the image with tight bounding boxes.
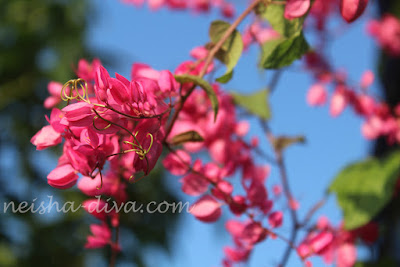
[47,164,79,189]
[367,14,400,57]
[190,195,222,222]
[307,84,327,106]
[284,0,311,20]
[85,223,120,251]
[340,0,369,23]
[330,86,349,117]
[121,0,235,18]
[44,82,64,109]
[31,125,62,150]
[298,218,378,266]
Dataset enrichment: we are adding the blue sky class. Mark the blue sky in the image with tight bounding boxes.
[84,0,379,266]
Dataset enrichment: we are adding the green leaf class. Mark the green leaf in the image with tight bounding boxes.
[354,258,397,267]
[171,131,204,146]
[216,69,234,83]
[261,3,306,38]
[209,20,243,83]
[272,135,306,152]
[174,74,219,121]
[329,151,400,230]
[231,89,271,120]
[261,33,310,69]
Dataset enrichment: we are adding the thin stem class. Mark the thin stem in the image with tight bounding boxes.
[199,0,263,78]
[276,151,299,267]
[164,143,305,264]
[164,0,263,140]
[163,85,196,140]
[109,225,120,267]
[93,109,140,145]
[268,70,283,93]
[301,195,328,228]
[261,121,299,267]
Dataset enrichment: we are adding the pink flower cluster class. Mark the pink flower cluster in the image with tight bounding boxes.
[120,0,235,18]
[308,0,339,31]
[305,52,400,144]
[242,22,280,50]
[285,0,368,27]
[367,14,400,57]
[297,217,378,267]
[31,58,182,249]
[162,56,287,265]
[29,0,387,265]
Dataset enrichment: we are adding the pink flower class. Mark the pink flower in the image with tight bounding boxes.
[361,116,384,140]
[229,195,247,215]
[63,140,93,177]
[181,161,209,196]
[148,0,165,10]
[190,195,222,222]
[241,221,267,245]
[297,217,365,267]
[47,108,66,133]
[224,246,250,262]
[354,94,375,116]
[307,84,327,106]
[131,119,164,175]
[163,150,191,176]
[44,82,64,109]
[190,46,208,59]
[336,243,357,267]
[235,121,249,137]
[317,216,331,229]
[273,185,282,196]
[367,15,400,56]
[330,86,348,117]
[76,58,101,81]
[211,180,233,200]
[83,199,119,227]
[340,0,369,23]
[107,76,131,105]
[360,70,374,88]
[289,198,300,210]
[121,0,145,7]
[246,179,267,207]
[85,223,120,251]
[61,102,95,127]
[226,220,246,239]
[131,63,160,80]
[47,164,78,189]
[284,0,310,20]
[31,125,62,150]
[78,172,127,202]
[221,2,234,18]
[309,0,338,31]
[268,211,283,228]
[158,70,179,94]
[94,65,110,102]
[297,231,334,258]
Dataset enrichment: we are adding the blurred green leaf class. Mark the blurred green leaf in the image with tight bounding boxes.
[261,33,310,69]
[209,20,243,83]
[329,150,400,230]
[231,89,271,120]
[171,131,204,146]
[354,258,397,267]
[0,244,17,266]
[272,135,306,152]
[260,3,306,38]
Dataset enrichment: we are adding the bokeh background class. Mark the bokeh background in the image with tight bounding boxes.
[0,0,399,266]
